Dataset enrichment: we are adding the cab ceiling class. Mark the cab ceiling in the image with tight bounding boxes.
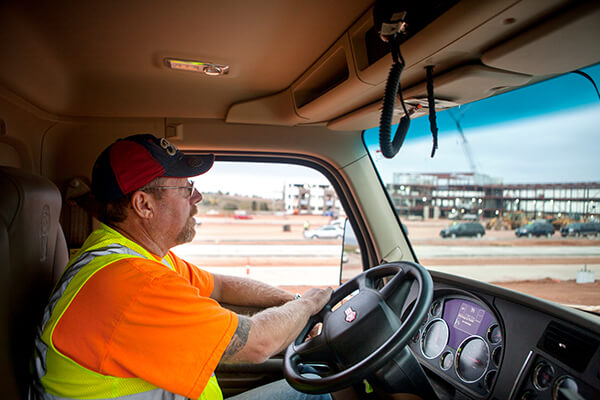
[0,0,372,119]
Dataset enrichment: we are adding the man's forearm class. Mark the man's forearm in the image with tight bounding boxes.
[250,297,314,356]
[212,273,295,307]
[220,291,329,364]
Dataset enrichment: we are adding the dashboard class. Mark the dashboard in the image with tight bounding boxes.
[404,275,600,400]
[409,292,502,398]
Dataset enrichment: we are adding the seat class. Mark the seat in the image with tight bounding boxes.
[0,166,69,399]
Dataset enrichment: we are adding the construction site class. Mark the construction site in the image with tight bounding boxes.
[387,172,600,229]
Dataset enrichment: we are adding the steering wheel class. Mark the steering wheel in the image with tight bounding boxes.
[284,261,433,394]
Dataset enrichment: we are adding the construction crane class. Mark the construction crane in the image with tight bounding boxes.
[448,108,477,174]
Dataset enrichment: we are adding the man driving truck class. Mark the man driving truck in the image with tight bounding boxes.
[29,134,332,400]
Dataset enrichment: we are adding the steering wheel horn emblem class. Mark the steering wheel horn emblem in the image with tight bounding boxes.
[344,307,357,322]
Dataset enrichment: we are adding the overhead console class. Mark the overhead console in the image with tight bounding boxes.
[227,0,592,131]
[481,0,600,76]
[328,64,530,131]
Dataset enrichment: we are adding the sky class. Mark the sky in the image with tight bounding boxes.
[195,64,600,198]
[364,63,600,185]
[194,161,328,199]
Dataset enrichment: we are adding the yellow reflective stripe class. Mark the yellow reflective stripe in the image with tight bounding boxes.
[42,349,156,398]
[38,223,223,399]
[162,252,176,271]
[87,224,159,261]
[41,253,157,398]
[199,375,223,400]
[41,253,131,346]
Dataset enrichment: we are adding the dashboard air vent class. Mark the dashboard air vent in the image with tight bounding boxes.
[538,321,599,372]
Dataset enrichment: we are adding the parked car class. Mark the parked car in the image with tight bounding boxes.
[560,222,600,237]
[233,210,253,220]
[330,217,347,226]
[304,225,344,239]
[515,221,555,238]
[440,222,485,238]
[303,224,344,239]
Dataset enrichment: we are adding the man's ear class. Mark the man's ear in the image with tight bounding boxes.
[130,190,155,219]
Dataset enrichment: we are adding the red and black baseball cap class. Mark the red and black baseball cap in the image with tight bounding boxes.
[92,134,214,202]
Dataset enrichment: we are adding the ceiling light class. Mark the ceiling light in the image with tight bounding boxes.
[164,58,230,76]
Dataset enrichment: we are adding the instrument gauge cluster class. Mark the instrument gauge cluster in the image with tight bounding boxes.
[410,294,503,398]
[515,354,599,400]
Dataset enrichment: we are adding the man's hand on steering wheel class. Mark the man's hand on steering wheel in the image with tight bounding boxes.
[284,261,433,394]
[299,287,333,316]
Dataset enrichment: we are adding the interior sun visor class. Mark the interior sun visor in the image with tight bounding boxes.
[481,1,600,75]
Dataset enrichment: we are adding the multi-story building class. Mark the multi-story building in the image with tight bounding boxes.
[283,183,342,216]
[389,172,600,220]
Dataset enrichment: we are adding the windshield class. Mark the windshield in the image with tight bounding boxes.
[364,64,600,313]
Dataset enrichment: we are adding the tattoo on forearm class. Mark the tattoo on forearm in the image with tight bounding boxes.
[222,315,251,360]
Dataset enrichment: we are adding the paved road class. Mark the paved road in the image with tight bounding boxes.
[413,245,600,257]
[174,244,341,257]
[174,243,600,258]
[203,266,341,286]
[198,264,597,286]
[427,264,596,282]
[173,241,600,286]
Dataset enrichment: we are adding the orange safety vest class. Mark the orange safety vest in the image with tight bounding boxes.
[29,225,223,400]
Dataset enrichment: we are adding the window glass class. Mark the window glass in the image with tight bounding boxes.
[171,161,346,294]
[364,63,600,312]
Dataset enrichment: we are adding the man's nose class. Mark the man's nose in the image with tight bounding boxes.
[191,189,202,203]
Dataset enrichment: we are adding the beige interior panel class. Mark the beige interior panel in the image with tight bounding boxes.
[327,99,394,132]
[350,0,522,86]
[226,89,306,126]
[0,0,372,119]
[342,155,410,264]
[0,93,55,173]
[229,0,570,129]
[165,118,366,170]
[0,6,72,117]
[40,119,165,185]
[482,1,600,75]
[329,0,570,131]
[0,142,23,168]
[402,64,531,103]
[328,64,530,131]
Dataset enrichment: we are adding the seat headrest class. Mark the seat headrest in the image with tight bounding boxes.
[0,138,33,170]
[0,166,68,396]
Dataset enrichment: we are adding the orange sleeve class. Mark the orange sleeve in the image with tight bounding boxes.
[167,251,214,297]
[53,257,238,398]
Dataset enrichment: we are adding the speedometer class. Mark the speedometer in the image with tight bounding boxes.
[421,319,449,359]
[456,336,489,383]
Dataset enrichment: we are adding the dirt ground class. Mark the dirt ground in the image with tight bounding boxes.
[491,279,600,308]
[191,214,600,308]
[278,280,600,315]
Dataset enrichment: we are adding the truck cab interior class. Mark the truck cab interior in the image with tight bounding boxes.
[1,1,599,399]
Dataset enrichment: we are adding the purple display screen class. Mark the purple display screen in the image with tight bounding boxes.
[443,299,494,349]
[454,302,485,335]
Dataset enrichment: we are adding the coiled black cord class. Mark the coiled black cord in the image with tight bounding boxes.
[426,65,438,157]
[379,36,411,159]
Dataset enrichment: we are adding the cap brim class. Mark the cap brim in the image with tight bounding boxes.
[163,153,215,178]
